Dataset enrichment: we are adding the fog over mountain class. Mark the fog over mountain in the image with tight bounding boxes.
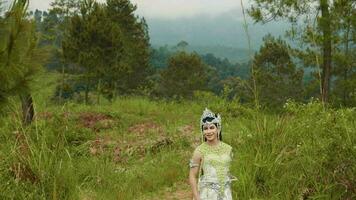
[145,9,289,62]
[5,0,290,63]
[146,9,290,50]
[9,0,288,51]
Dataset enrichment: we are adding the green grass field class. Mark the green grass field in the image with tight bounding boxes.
[0,72,355,200]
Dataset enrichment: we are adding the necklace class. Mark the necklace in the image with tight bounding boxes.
[202,142,225,154]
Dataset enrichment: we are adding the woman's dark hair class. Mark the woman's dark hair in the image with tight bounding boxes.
[201,116,222,141]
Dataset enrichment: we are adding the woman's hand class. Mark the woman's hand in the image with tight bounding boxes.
[189,167,200,200]
[189,150,202,200]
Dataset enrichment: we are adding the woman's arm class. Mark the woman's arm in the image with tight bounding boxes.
[189,151,202,200]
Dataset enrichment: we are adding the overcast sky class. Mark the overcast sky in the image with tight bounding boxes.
[23,0,247,19]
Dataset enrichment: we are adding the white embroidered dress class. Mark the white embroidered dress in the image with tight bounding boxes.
[194,142,234,200]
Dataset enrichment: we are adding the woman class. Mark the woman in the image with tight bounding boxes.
[189,108,235,200]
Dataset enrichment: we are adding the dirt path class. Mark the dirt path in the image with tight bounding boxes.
[141,181,192,200]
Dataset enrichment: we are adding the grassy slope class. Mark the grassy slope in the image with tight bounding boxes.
[0,72,355,200]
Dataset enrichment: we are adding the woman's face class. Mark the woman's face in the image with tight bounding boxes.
[203,123,218,142]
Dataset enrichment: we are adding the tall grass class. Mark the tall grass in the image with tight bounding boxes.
[0,74,355,199]
[0,92,202,199]
[228,101,355,199]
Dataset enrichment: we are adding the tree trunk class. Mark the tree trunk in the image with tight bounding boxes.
[21,93,34,126]
[59,62,65,103]
[343,19,350,106]
[85,85,89,105]
[320,0,332,104]
[85,76,90,105]
[113,82,118,102]
[97,79,101,104]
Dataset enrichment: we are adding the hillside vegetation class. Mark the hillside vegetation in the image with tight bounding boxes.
[0,73,354,200]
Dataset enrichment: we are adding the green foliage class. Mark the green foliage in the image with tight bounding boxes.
[105,0,151,93]
[158,51,209,99]
[252,35,304,108]
[22,1,81,75]
[150,45,172,69]
[201,53,250,94]
[220,76,253,104]
[52,76,86,100]
[176,40,189,51]
[228,100,356,199]
[62,0,151,102]
[201,53,250,79]
[0,72,355,199]
[249,0,311,24]
[0,86,200,199]
[0,0,47,110]
[1,78,355,199]
[249,0,356,105]
[193,89,255,118]
[329,0,356,107]
[149,46,250,96]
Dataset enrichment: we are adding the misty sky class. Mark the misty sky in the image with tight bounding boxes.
[4,0,287,49]
[25,0,247,19]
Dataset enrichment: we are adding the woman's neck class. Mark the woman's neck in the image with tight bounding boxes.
[206,139,220,146]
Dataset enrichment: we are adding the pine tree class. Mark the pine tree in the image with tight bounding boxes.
[106,0,151,93]
[0,0,47,124]
[252,35,304,108]
[330,0,356,106]
[159,52,208,99]
[62,0,151,103]
[249,0,334,103]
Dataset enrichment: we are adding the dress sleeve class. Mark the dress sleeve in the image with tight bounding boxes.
[189,146,202,168]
